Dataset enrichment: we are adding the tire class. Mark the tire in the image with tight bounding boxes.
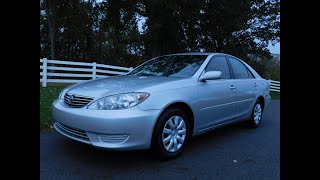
[151,108,190,159]
[248,99,263,128]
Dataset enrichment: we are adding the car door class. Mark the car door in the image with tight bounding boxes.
[197,56,237,130]
[227,56,257,118]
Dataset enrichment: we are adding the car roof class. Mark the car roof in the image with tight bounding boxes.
[161,52,227,56]
[159,52,263,79]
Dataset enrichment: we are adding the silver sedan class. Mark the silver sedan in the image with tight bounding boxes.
[52,52,271,158]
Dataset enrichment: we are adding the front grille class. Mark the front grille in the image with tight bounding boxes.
[54,122,89,142]
[64,93,94,108]
[99,134,129,143]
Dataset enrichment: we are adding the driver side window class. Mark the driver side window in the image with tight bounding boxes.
[205,56,231,79]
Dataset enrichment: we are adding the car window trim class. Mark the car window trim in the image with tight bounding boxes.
[201,55,232,80]
[226,55,256,79]
[246,68,255,78]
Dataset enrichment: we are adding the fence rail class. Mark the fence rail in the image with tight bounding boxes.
[40,59,280,93]
[269,80,280,92]
[40,58,133,87]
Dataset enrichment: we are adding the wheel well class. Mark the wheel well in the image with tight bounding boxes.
[161,102,194,135]
[257,96,265,111]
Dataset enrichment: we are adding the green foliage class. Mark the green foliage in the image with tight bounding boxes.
[40,85,67,131]
[40,0,280,69]
[270,91,280,99]
[142,0,279,60]
[247,55,280,80]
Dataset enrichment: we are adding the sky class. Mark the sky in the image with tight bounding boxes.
[267,42,280,54]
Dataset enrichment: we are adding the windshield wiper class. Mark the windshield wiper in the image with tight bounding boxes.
[129,72,156,77]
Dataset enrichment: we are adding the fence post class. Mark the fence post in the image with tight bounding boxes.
[92,62,97,79]
[42,58,48,87]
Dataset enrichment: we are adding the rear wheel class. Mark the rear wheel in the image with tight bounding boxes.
[151,108,190,159]
[248,100,263,128]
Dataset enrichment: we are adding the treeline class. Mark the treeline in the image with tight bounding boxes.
[40,0,279,78]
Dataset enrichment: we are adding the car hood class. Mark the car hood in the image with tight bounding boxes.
[66,75,186,98]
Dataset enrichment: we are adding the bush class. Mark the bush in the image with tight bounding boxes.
[247,56,280,81]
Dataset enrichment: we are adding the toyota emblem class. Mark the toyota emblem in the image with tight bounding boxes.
[69,95,74,103]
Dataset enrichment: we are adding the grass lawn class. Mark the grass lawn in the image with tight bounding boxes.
[270,91,280,99]
[40,84,67,131]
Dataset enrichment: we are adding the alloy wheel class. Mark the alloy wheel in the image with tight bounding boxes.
[162,116,186,153]
[254,103,262,124]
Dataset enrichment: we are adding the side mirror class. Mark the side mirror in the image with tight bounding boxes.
[199,71,222,81]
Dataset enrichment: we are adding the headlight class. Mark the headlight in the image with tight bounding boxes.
[87,92,150,110]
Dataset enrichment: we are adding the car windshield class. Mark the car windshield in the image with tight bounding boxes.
[127,55,207,78]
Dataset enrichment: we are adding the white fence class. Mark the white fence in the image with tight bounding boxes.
[40,58,133,87]
[40,59,280,93]
[269,80,280,92]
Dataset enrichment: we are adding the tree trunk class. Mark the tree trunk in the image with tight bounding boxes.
[49,25,55,60]
[151,38,161,57]
[44,0,56,60]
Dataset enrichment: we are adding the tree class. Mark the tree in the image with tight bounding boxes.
[142,0,181,57]
[40,0,280,71]
[43,0,57,60]
[98,0,143,66]
[247,55,280,80]
[140,0,279,60]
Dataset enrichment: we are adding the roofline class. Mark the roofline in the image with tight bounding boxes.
[159,52,229,56]
[159,52,263,79]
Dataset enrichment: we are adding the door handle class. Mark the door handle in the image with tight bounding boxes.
[254,83,258,87]
[230,85,236,90]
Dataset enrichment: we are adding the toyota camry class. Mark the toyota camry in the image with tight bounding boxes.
[52,52,271,158]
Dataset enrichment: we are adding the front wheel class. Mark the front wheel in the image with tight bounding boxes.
[151,108,190,159]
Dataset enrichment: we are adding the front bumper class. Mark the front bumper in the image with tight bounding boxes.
[52,99,161,150]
